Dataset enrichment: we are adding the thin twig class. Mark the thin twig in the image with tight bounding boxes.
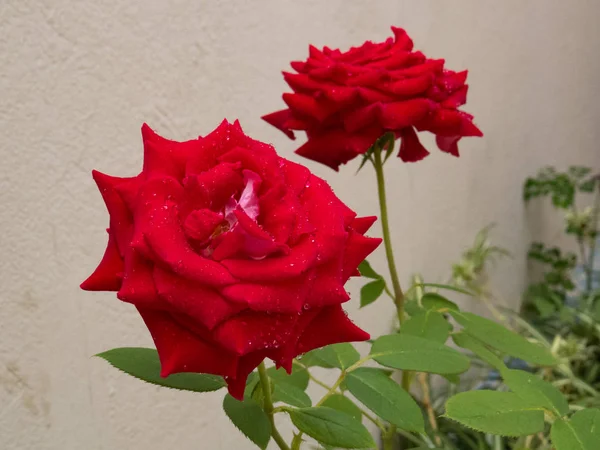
[418,373,442,447]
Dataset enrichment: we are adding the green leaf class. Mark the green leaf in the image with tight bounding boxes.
[406,447,443,450]
[449,311,557,366]
[273,382,312,407]
[249,377,266,405]
[404,299,423,317]
[268,362,309,390]
[551,408,600,450]
[370,334,470,374]
[356,152,372,174]
[568,166,592,179]
[243,372,260,399]
[413,283,475,296]
[298,350,330,368]
[360,279,386,308]
[444,391,545,437]
[358,260,381,279]
[442,373,460,384]
[303,343,360,371]
[420,293,460,312]
[320,394,362,421]
[339,367,393,391]
[223,394,271,449]
[502,368,569,417]
[96,347,225,392]
[579,178,597,193]
[400,310,452,343]
[452,332,506,370]
[289,407,375,449]
[346,368,424,432]
[382,132,396,162]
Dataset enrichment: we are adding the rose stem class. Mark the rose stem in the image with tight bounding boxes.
[257,362,291,450]
[372,143,405,325]
[372,142,413,450]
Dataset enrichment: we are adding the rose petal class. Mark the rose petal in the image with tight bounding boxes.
[307,260,349,308]
[138,307,237,378]
[183,209,224,243]
[262,109,297,139]
[213,311,297,355]
[343,103,380,133]
[280,160,311,197]
[226,350,270,400]
[117,249,164,308]
[185,120,248,175]
[142,201,236,286]
[386,73,433,96]
[379,99,433,130]
[441,85,468,108]
[296,128,381,170]
[182,162,243,214]
[222,270,315,313]
[296,305,369,354]
[391,27,414,50]
[350,216,377,234]
[271,309,320,371]
[153,267,243,330]
[342,231,382,281]
[282,93,341,122]
[142,124,200,179]
[398,126,430,162]
[80,230,124,291]
[259,188,298,244]
[219,145,283,191]
[436,135,461,157]
[222,235,317,282]
[91,170,135,255]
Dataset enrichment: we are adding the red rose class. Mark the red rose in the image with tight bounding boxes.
[82,120,380,399]
[263,26,482,170]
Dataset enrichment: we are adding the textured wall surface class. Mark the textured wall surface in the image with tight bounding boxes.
[1,1,599,449]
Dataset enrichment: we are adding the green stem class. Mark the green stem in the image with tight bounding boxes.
[382,426,396,450]
[373,142,411,450]
[360,408,386,431]
[372,144,406,324]
[290,433,302,450]
[316,375,346,406]
[257,363,291,450]
[382,374,414,449]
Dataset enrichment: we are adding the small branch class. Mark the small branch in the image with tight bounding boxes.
[315,375,346,407]
[418,373,442,447]
[359,407,386,431]
[309,374,335,391]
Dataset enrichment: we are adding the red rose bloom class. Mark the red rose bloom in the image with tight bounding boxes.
[263,26,482,170]
[82,120,380,399]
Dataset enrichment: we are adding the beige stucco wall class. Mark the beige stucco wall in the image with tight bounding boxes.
[1,1,599,449]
